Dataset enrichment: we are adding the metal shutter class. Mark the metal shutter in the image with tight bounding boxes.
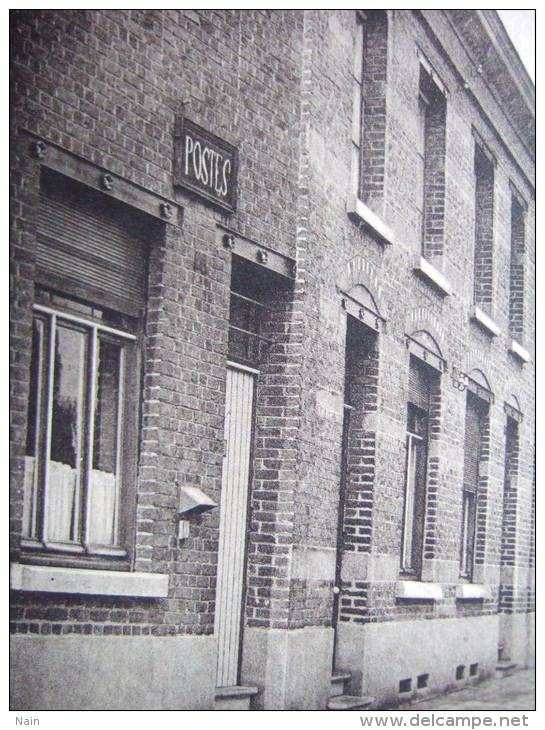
[408,356,431,411]
[36,169,150,315]
[463,393,482,493]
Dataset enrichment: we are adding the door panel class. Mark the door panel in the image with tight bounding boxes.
[215,365,256,687]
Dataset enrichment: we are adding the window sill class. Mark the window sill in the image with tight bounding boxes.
[413,256,451,296]
[396,580,443,601]
[508,340,530,363]
[456,584,490,600]
[347,196,394,245]
[470,305,501,337]
[10,562,169,597]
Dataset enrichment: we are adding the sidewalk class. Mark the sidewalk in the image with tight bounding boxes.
[397,669,535,711]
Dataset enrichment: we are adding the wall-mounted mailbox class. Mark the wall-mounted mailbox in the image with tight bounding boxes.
[177,486,217,540]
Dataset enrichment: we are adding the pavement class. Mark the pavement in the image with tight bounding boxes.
[396,669,535,711]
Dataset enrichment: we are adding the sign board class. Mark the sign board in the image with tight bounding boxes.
[174,118,238,213]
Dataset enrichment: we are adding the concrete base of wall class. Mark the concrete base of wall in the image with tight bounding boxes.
[528,612,535,667]
[336,614,499,708]
[10,634,216,710]
[241,625,334,709]
[500,612,534,667]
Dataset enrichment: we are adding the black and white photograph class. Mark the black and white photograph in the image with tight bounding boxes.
[9,6,535,721]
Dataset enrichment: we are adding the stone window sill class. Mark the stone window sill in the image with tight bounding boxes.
[10,562,169,597]
[470,305,501,337]
[347,196,394,245]
[456,583,490,600]
[508,340,530,363]
[396,580,443,601]
[413,256,452,296]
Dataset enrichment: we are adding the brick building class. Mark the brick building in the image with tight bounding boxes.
[9,10,535,710]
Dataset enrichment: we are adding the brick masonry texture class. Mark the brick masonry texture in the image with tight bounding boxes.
[473,146,495,312]
[421,75,447,260]
[10,8,534,682]
[360,11,388,210]
[509,196,525,342]
[10,8,304,637]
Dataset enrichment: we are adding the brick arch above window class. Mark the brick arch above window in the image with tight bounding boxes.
[410,329,443,359]
[347,284,380,316]
[338,255,387,318]
[467,368,492,393]
[405,329,446,374]
[405,307,448,360]
[505,393,522,413]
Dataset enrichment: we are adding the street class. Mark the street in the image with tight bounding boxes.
[397,669,535,711]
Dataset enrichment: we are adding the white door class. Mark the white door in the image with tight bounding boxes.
[215,363,257,687]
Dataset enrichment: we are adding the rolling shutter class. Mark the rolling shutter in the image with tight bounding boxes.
[408,356,431,411]
[463,394,482,493]
[36,169,151,315]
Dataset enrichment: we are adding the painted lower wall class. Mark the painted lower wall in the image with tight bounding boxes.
[241,625,334,710]
[528,613,535,667]
[10,634,216,710]
[500,612,534,667]
[336,614,499,708]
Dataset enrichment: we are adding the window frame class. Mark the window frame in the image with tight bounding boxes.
[459,390,489,580]
[418,63,447,261]
[459,490,477,580]
[351,14,365,200]
[508,191,526,344]
[401,401,429,576]
[21,295,141,570]
[472,141,496,313]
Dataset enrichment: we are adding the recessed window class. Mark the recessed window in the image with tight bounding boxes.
[509,193,526,343]
[460,391,489,579]
[23,293,139,556]
[418,66,447,260]
[469,663,479,677]
[228,255,281,367]
[473,143,495,315]
[401,356,439,577]
[351,11,388,207]
[456,665,465,680]
[22,170,155,563]
[500,415,520,614]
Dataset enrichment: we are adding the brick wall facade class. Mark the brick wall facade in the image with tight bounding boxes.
[473,146,496,312]
[10,9,534,710]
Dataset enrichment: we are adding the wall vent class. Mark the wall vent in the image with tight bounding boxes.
[399,678,412,693]
[417,673,429,689]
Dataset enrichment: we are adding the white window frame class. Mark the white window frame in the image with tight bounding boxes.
[22,300,137,559]
[401,425,426,572]
[460,490,476,579]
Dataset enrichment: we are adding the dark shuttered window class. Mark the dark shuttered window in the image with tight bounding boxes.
[460,391,488,579]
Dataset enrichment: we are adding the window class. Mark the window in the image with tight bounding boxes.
[473,143,495,314]
[20,170,156,563]
[401,356,434,576]
[460,391,488,579]
[228,255,276,367]
[22,289,139,557]
[351,11,388,208]
[418,66,447,260]
[500,415,519,570]
[341,311,379,554]
[508,192,526,343]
